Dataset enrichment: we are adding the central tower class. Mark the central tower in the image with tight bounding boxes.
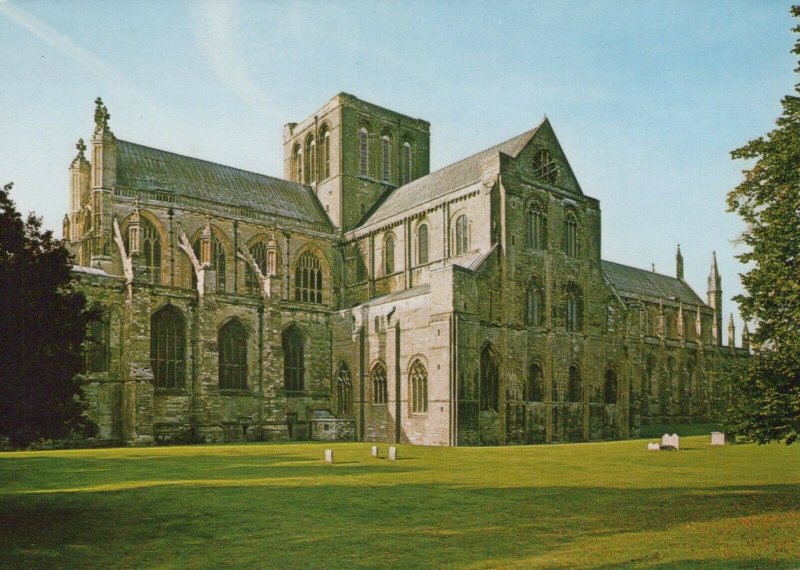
[283,93,430,230]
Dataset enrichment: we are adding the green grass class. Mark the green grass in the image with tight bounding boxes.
[0,438,798,569]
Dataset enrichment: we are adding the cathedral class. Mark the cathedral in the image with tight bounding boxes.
[64,94,748,446]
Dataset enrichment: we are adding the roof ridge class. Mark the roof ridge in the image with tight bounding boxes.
[117,139,304,188]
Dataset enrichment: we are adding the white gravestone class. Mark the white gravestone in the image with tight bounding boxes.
[388,446,397,461]
[711,432,725,446]
[371,445,378,457]
[647,442,660,451]
[325,449,334,463]
[661,433,680,450]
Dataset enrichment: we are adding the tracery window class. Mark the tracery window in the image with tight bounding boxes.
[410,360,428,414]
[337,363,352,415]
[567,364,582,403]
[480,345,499,413]
[372,363,388,404]
[305,135,317,184]
[604,368,618,404]
[527,277,544,327]
[294,252,323,304]
[84,312,109,373]
[384,235,395,275]
[454,215,469,255]
[282,325,305,393]
[533,149,559,184]
[381,135,391,182]
[358,128,369,176]
[126,217,161,284]
[527,202,547,249]
[417,223,429,265]
[192,235,226,293]
[565,283,582,332]
[402,141,413,185]
[527,362,544,402]
[245,241,269,295]
[563,211,578,257]
[219,319,248,390]
[150,306,185,390]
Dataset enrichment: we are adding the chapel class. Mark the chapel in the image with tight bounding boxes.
[64,94,748,446]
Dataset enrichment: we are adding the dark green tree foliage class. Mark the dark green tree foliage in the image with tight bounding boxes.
[0,182,92,446]
[726,6,800,444]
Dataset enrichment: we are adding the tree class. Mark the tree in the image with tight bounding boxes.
[725,6,800,444]
[0,182,93,446]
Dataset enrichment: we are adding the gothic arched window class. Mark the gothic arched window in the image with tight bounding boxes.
[384,235,395,275]
[454,215,469,255]
[565,283,582,332]
[358,128,369,176]
[527,202,547,249]
[480,345,500,412]
[337,363,352,415]
[410,360,428,413]
[402,141,413,185]
[527,362,544,402]
[372,362,388,404]
[563,211,578,257]
[527,277,544,327]
[219,319,248,390]
[245,241,269,295]
[381,134,391,182]
[282,325,305,393]
[321,127,331,179]
[604,368,618,404]
[294,251,323,304]
[150,305,185,389]
[126,217,161,284]
[292,143,302,183]
[305,135,317,184]
[417,223,429,265]
[85,311,109,373]
[568,364,582,403]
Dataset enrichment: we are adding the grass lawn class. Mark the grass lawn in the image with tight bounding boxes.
[1,436,798,569]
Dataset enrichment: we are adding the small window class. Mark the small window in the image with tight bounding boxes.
[567,365,582,403]
[282,325,305,393]
[604,368,617,404]
[417,223,429,265]
[372,363,388,404]
[292,144,303,183]
[527,202,547,249]
[410,360,428,413]
[527,277,544,327]
[321,127,331,179]
[565,283,582,332]
[85,313,109,373]
[358,128,369,176]
[454,215,469,255]
[384,235,395,275]
[305,136,317,184]
[527,362,544,402]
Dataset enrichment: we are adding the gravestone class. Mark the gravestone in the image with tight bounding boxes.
[388,446,397,461]
[325,449,333,463]
[711,432,725,446]
[661,433,679,450]
[371,445,378,457]
[647,442,660,451]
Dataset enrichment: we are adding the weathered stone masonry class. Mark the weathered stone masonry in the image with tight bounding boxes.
[64,94,748,446]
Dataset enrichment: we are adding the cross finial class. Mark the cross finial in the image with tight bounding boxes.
[94,97,111,132]
[76,138,86,158]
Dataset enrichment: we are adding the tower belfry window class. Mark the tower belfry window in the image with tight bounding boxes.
[402,141,412,185]
[381,135,391,182]
[359,128,369,176]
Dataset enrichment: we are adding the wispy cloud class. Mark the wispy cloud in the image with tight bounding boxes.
[192,0,273,119]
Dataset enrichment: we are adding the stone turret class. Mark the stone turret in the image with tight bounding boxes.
[742,322,750,351]
[89,97,116,271]
[727,313,736,348]
[68,138,91,243]
[676,244,684,281]
[707,252,722,345]
[676,301,684,340]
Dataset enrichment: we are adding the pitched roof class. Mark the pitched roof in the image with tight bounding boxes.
[601,260,705,306]
[362,123,544,227]
[115,140,331,227]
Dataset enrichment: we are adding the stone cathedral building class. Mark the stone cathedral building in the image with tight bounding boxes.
[64,95,748,446]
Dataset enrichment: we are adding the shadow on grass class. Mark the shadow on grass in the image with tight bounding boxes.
[0,482,798,568]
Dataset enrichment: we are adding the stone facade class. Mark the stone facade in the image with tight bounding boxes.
[64,95,748,446]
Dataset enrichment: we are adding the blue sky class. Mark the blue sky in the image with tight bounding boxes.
[1,0,796,342]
